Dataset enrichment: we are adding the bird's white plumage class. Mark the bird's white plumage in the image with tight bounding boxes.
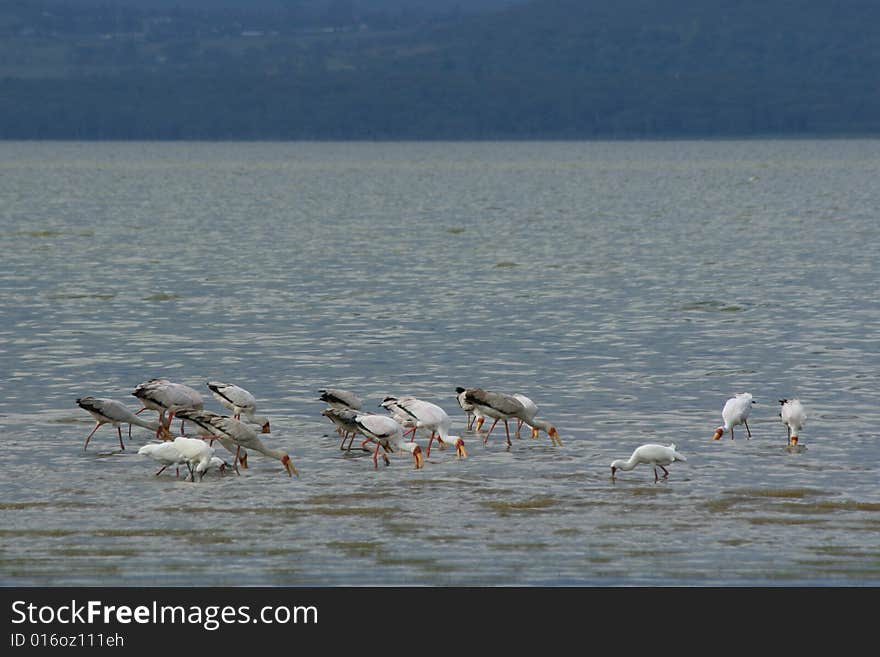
[392,397,467,459]
[172,435,216,475]
[611,443,687,482]
[713,392,755,440]
[779,398,807,445]
[354,412,424,469]
[138,441,186,467]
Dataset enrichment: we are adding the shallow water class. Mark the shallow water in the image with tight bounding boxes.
[1,139,878,586]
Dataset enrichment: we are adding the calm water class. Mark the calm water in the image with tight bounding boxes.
[1,140,878,586]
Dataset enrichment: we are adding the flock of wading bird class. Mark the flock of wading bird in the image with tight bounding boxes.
[74,380,809,484]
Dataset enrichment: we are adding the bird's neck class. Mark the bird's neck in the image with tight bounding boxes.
[528,418,552,432]
[612,457,638,471]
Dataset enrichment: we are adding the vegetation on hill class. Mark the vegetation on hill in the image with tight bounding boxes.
[2,0,879,139]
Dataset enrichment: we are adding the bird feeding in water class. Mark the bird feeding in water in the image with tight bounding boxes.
[779,398,807,446]
[174,409,298,477]
[611,443,687,483]
[76,396,171,450]
[206,380,271,433]
[712,392,755,441]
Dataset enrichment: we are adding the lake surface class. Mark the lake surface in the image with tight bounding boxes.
[1,139,878,586]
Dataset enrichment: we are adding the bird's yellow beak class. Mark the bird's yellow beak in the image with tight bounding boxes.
[789,435,798,446]
[261,422,271,434]
[282,455,298,477]
[239,453,248,469]
[713,429,723,441]
[413,446,424,469]
[456,441,467,459]
[549,428,562,446]
[475,417,485,431]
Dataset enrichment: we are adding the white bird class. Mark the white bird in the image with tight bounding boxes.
[206,380,271,433]
[76,396,171,450]
[390,397,467,460]
[138,441,189,478]
[779,398,807,446]
[172,435,218,480]
[132,379,204,436]
[352,412,424,470]
[318,388,363,411]
[378,396,420,437]
[199,456,232,477]
[712,392,755,441]
[137,439,230,481]
[175,409,297,477]
[611,443,687,482]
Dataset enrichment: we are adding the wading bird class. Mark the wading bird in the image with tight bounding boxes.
[132,379,204,436]
[386,396,467,459]
[779,398,807,446]
[76,396,171,451]
[611,443,687,483]
[207,380,270,433]
[175,409,297,477]
[712,392,755,441]
[511,392,563,446]
[353,412,424,470]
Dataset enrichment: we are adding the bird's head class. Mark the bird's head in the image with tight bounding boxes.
[412,444,424,469]
[712,427,724,441]
[450,436,467,459]
[281,453,298,478]
[530,426,540,439]
[548,426,562,446]
[789,435,798,446]
[239,452,248,469]
[158,425,173,441]
[261,421,271,434]
[281,454,299,477]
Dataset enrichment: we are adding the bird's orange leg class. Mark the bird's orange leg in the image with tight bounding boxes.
[426,431,436,457]
[483,418,500,444]
[83,422,105,450]
[372,443,381,468]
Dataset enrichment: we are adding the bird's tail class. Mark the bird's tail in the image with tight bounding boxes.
[669,443,687,462]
